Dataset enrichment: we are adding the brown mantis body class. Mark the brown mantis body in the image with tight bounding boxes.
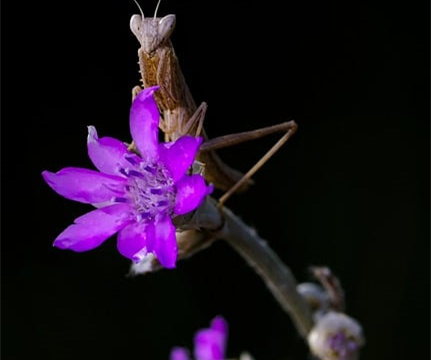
[130,13,249,192]
[129,8,297,204]
[130,14,198,140]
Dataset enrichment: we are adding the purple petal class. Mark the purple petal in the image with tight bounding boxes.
[42,167,126,204]
[159,136,203,181]
[53,204,132,252]
[170,347,191,360]
[194,316,228,360]
[148,216,177,268]
[210,316,228,336]
[129,86,160,161]
[194,329,226,360]
[87,126,140,176]
[174,175,213,215]
[117,221,154,261]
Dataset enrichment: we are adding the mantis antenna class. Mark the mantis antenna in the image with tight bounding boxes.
[154,0,163,18]
[133,0,145,19]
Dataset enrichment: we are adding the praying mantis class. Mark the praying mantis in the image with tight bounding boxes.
[125,2,324,342]
[129,0,298,205]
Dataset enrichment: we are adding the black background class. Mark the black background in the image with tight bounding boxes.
[3,0,429,359]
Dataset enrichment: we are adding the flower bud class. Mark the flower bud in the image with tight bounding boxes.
[297,282,330,317]
[238,352,255,360]
[307,311,365,360]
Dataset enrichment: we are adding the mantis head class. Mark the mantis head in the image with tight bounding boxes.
[130,0,176,54]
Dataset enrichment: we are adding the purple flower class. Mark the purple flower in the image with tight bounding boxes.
[170,316,228,360]
[42,86,213,268]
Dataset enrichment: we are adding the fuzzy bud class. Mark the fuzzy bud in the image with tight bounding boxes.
[297,282,330,318]
[239,352,255,360]
[307,311,365,360]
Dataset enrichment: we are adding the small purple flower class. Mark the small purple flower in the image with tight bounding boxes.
[170,316,228,360]
[42,86,213,268]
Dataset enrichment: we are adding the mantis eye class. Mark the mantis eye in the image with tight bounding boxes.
[130,14,143,40]
[158,14,176,42]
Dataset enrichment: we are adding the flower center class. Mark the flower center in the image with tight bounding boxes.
[117,157,176,222]
[328,331,358,360]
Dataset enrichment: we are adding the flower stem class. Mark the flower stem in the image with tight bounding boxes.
[219,205,314,339]
[131,197,314,339]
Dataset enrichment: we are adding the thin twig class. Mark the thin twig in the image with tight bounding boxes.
[218,204,314,338]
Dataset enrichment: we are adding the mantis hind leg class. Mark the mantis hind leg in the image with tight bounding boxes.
[218,121,298,207]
